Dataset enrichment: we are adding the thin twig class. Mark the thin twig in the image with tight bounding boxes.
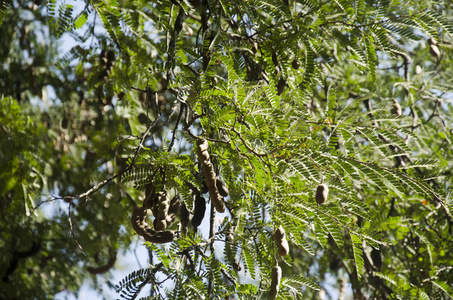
[68,202,85,254]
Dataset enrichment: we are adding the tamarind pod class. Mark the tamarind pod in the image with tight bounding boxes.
[196,139,225,212]
[201,179,209,194]
[179,202,191,228]
[274,225,289,256]
[196,139,209,161]
[269,266,282,300]
[430,44,440,59]
[165,214,175,226]
[131,207,148,236]
[315,184,329,205]
[142,228,175,244]
[154,219,167,231]
[274,225,286,240]
[391,100,402,116]
[152,201,159,218]
[202,159,217,188]
[168,195,181,215]
[191,195,206,229]
[157,193,169,220]
[87,252,117,275]
[209,188,225,213]
[216,177,229,197]
[277,239,289,256]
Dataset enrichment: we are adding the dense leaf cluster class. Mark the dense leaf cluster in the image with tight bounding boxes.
[1,0,453,299]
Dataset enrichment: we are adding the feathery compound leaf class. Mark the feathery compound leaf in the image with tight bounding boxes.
[282,274,320,291]
[315,212,344,249]
[350,234,364,278]
[432,281,453,297]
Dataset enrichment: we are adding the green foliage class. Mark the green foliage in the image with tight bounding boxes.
[2,0,453,299]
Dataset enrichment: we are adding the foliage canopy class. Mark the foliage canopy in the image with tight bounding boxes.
[1,0,453,299]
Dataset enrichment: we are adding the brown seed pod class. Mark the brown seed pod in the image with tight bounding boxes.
[151,201,159,218]
[291,59,300,69]
[269,265,282,300]
[87,252,117,275]
[191,194,206,229]
[157,192,169,216]
[196,139,225,213]
[179,202,191,228]
[391,100,402,116]
[165,214,175,225]
[316,183,329,205]
[131,207,148,236]
[216,177,229,197]
[154,218,167,231]
[276,77,286,96]
[168,194,181,215]
[142,228,175,244]
[274,225,289,256]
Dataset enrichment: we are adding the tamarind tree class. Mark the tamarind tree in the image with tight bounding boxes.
[1,0,453,299]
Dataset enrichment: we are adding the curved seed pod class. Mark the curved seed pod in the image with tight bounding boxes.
[391,100,402,116]
[216,177,229,197]
[87,252,117,275]
[274,225,289,256]
[157,192,169,219]
[315,183,329,205]
[179,202,191,228]
[165,214,175,226]
[142,228,175,244]
[151,201,159,218]
[131,207,148,236]
[168,194,181,215]
[191,194,206,229]
[154,219,167,231]
[196,139,225,213]
[270,265,282,300]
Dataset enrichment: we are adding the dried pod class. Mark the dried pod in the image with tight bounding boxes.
[165,214,175,226]
[61,117,68,129]
[216,177,229,197]
[157,192,169,220]
[391,100,402,116]
[415,65,422,75]
[269,265,282,300]
[315,183,329,205]
[291,59,300,69]
[191,195,206,229]
[87,252,117,275]
[276,77,286,96]
[154,218,167,231]
[274,225,289,256]
[430,44,440,59]
[196,139,225,213]
[179,202,191,228]
[272,51,279,68]
[131,207,148,236]
[168,194,181,215]
[142,228,175,244]
[428,37,440,59]
[151,201,159,218]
